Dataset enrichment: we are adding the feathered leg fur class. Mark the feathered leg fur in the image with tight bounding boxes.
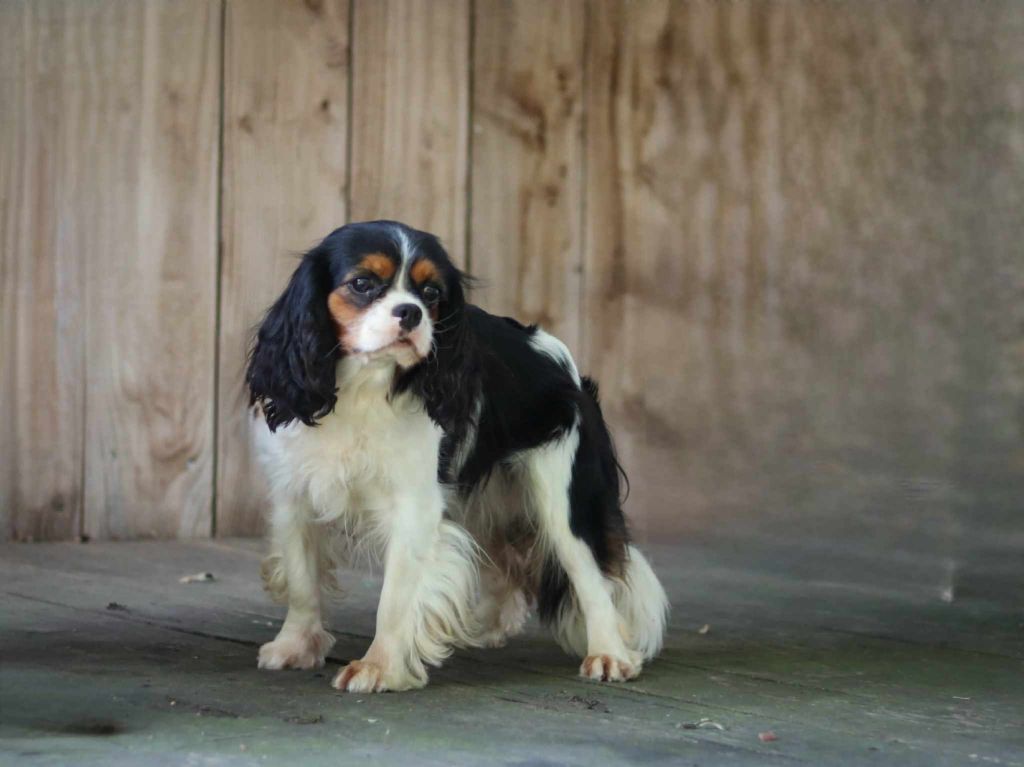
[526,423,669,682]
[331,482,482,692]
[258,496,337,670]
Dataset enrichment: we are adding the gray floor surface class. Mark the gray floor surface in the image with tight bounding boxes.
[1,536,1021,766]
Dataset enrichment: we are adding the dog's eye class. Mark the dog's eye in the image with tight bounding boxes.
[421,284,441,304]
[350,276,377,295]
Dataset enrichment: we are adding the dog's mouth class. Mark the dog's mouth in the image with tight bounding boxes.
[359,335,425,361]
[382,336,417,353]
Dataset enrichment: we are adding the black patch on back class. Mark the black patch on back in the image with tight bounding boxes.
[446,307,579,491]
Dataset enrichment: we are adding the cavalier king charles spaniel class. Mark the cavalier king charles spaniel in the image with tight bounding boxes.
[247,220,668,693]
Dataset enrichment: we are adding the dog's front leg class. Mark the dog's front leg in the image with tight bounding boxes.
[332,486,480,693]
[258,497,336,670]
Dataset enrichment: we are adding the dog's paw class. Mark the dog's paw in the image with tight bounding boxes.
[580,653,641,682]
[258,626,335,671]
[495,590,530,638]
[332,660,388,693]
[331,658,427,693]
[475,589,530,648]
[478,630,510,649]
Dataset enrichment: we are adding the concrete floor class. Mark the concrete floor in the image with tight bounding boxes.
[1,536,1022,766]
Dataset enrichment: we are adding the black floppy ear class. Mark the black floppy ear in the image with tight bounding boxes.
[408,267,478,434]
[246,247,340,431]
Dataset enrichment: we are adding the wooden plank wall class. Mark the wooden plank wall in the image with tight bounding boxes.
[1,0,85,543]
[2,0,220,541]
[349,0,470,265]
[2,1,1022,553]
[583,1,1024,553]
[216,0,350,536]
[471,0,585,350]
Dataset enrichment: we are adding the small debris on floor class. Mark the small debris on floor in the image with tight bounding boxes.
[179,572,215,584]
[284,714,324,725]
[61,718,122,736]
[698,624,711,635]
[568,695,610,713]
[193,704,239,719]
[679,718,725,731]
[759,731,778,743]
[105,602,129,612]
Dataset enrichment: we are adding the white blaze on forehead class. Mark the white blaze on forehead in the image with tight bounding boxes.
[391,224,418,291]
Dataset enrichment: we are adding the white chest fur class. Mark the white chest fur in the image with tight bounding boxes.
[253,358,443,523]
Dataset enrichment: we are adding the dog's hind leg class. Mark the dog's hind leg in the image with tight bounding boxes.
[524,418,668,681]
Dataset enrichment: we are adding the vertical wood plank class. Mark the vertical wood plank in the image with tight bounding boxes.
[470,0,584,351]
[80,0,221,539]
[350,0,470,264]
[216,0,350,537]
[0,1,85,541]
[584,1,1024,546]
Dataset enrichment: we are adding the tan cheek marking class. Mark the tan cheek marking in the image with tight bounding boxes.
[327,290,363,351]
[410,259,439,285]
[360,253,396,281]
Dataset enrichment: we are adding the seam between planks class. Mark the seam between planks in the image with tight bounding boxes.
[578,0,591,364]
[210,0,228,538]
[344,0,354,221]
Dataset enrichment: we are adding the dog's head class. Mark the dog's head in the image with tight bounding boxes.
[246,220,467,431]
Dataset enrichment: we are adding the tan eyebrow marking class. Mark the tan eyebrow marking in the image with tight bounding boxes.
[410,258,439,285]
[348,252,396,281]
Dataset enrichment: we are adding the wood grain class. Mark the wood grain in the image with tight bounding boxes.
[0,1,86,541]
[349,0,470,265]
[4,0,1022,551]
[216,0,351,537]
[470,0,584,351]
[73,0,220,540]
[584,1,1024,544]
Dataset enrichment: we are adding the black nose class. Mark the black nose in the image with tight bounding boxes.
[392,303,422,331]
